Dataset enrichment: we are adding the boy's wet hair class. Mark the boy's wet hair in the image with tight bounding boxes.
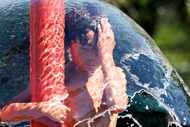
[65,3,102,48]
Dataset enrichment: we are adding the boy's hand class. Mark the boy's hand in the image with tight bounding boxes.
[39,95,71,124]
[97,17,116,69]
[98,18,115,58]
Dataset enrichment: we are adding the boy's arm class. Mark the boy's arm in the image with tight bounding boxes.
[0,102,43,123]
[0,97,70,124]
[98,18,128,112]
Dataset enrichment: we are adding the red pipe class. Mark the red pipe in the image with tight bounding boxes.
[30,0,66,126]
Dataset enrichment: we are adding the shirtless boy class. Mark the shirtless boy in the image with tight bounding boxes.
[0,18,128,127]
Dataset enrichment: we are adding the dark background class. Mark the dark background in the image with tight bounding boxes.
[104,0,190,87]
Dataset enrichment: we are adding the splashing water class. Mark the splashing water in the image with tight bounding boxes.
[1,90,182,127]
[1,0,190,126]
[74,107,114,127]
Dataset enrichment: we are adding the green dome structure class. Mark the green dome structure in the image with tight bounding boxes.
[0,0,189,126]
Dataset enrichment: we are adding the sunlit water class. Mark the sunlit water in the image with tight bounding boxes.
[1,90,182,127]
[0,0,190,127]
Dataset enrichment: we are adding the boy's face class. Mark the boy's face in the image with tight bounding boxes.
[70,30,100,72]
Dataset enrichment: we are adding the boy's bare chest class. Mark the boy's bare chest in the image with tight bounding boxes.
[65,69,88,90]
[64,65,104,91]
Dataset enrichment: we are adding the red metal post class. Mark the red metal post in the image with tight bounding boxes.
[30,0,66,126]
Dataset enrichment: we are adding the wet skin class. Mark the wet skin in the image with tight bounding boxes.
[0,18,128,127]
